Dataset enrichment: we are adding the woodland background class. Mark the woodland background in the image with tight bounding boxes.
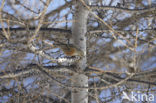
[0,0,156,103]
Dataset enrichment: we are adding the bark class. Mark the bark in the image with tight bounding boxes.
[71,0,89,103]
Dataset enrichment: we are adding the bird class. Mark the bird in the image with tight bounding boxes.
[135,0,143,7]
[14,0,20,5]
[54,44,84,57]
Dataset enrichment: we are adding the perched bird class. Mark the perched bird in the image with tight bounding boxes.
[14,0,20,5]
[54,44,84,57]
[135,0,143,7]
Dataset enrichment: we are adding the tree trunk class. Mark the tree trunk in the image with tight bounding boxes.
[71,0,89,103]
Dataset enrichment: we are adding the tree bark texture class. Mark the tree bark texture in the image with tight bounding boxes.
[71,0,89,103]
